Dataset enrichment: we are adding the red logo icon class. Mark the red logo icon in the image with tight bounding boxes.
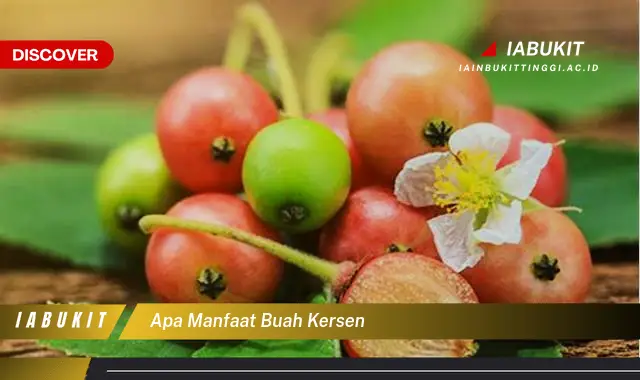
[0,40,114,69]
[481,42,496,57]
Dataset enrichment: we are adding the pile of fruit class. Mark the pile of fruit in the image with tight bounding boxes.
[95,3,592,357]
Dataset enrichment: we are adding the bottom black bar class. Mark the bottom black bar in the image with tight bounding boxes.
[87,358,640,380]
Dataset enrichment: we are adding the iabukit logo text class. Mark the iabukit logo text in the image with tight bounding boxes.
[506,41,584,56]
[479,41,585,57]
[459,41,598,72]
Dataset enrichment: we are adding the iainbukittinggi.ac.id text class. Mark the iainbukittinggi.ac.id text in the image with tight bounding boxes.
[459,63,599,72]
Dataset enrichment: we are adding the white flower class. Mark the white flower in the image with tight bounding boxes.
[394,122,553,272]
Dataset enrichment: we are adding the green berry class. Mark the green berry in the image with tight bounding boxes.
[242,118,351,233]
[96,133,185,253]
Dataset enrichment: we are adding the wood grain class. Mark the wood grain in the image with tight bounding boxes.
[0,260,636,358]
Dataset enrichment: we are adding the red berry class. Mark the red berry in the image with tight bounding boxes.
[319,186,441,264]
[461,209,592,303]
[493,105,567,207]
[156,67,279,193]
[139,205,477,357]
[145,193,284,303]
[347,41,493,185]
[307,108,370,189]
[341,254,477,357]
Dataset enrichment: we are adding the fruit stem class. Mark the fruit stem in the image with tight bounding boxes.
[553,206,583,213]
[304,32,350,113]
[333,59,361,82]
[523,198,583,214]
[139,214,341,285]
[223,3,303,117]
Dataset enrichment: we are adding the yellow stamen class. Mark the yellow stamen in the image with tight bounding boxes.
[432,150,507,214]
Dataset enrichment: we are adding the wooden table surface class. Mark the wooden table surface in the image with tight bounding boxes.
[0,245,637,358]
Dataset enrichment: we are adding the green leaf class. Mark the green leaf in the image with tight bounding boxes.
[192,289,341,358]
[192,339,339,358]
[40,309,201,357]
[0,97,155,156]
[0,161,135,270]
[310,285,335,305]
[475,341,563,357]
[339,0,486,62]
[564,141,639,246]
[480,55,638,120]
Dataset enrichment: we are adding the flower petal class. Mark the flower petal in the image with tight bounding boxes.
[394,152,449,207]
[520,139,554,171]
[497,140,553,199]
[473,200,523,245]
[428,211,485,272]
[448,123,511,165]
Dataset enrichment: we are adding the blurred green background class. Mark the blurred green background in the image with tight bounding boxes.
[0,0,636,104]
[0,0,637,358]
